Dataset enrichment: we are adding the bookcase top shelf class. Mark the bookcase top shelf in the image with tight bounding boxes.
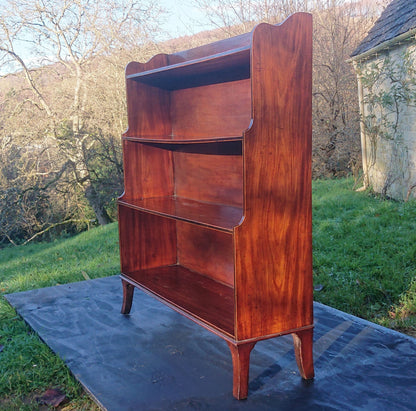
[126,46,250,90]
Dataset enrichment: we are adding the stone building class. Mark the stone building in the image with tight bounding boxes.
[350,0,416,200]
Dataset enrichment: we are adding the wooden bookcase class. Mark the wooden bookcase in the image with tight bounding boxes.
[118,12,314,399]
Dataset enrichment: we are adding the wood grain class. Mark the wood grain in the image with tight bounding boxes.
[118,206,177,273]
[120,141,174,202]
[171,79,251,139]
[118,196,242,232]
[118,13,314,399]
[174,151,243,207]
[234,13,313,340]
[128,47,250,90]
[123,265,235,336]
[226,342,256,399]
[292,329,315,380]
[177,221,235,286]
[172,32,251,62]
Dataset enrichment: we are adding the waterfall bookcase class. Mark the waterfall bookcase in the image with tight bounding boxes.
[118,12,314,400]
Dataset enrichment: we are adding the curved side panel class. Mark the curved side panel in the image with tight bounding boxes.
[120,140,174,202]
[234,13,313,341]
[123,55,171,138]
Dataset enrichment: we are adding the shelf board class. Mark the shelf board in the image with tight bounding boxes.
[123,136,242,144]
[121,265,235,337]
[127,47,250,90]
[118,196,243,232]
[122,136,243,155]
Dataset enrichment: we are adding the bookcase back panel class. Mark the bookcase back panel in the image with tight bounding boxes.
[172,32,251,62]
[122,141,174,201]
[171,79,251,139]
[177,221,234,287]
[119,206,177,273]
[174,151,243,206]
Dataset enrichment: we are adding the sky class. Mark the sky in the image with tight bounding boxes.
[159,0,214,38]
[0,0,214,75]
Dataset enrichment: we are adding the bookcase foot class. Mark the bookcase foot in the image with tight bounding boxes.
[226,341,256,400]
[121,279,135,314]
[292,329,314,380]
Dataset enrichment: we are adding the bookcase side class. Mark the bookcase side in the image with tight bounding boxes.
[124,56,171,138]
[234,13,313,341]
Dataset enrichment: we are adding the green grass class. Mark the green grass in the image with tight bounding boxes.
[1,180,416,407]
[0,222,120,410]
[313,178,416,333]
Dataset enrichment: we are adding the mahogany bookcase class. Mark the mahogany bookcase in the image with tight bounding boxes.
[118,12,314,399]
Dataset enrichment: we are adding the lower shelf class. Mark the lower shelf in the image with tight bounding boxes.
[122,265,235,337]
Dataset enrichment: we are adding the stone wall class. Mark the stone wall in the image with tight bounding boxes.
[357,41,416,200]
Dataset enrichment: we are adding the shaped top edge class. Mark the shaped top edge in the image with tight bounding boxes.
[125,12,310,73]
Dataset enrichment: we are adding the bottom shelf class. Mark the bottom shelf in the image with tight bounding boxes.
[122,265,235,337]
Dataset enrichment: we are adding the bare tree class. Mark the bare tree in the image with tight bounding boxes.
[189,0,385,177]
[312,0,376,177]
[191,0,313,35]
[0,0,165,225]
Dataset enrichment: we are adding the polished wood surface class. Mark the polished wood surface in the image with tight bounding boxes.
[292,329,315,380]
[121,279,134,314]
[171,80,251,138]
[118,12,313,399]
[177,222,234,286]
[122,136,242,144]
[121,266,234,336]
[127,47,250,90]
[124,63,171,138]
[121,141,173,202]
[118,206,176,273]
[174,151,243,207]
[226,342,256,400]
[173,31,251,62]
[235,13,313,341]
[118,196,242,232]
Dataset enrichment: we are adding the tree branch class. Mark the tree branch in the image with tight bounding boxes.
[21,218,90,245]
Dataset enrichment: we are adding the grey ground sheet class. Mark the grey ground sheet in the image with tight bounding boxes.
[5,276,416,410]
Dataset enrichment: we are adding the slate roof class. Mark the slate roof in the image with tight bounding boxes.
[351,0,416,58]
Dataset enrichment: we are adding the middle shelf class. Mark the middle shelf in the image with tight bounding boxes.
[118,196,243,232]
[122,136,243,155]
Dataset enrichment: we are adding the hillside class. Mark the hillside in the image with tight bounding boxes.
[1,2,384,246]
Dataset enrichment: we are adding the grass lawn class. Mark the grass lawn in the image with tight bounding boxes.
[1,177,416,408]
[313,178,416,333]
[0,223,120,410]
